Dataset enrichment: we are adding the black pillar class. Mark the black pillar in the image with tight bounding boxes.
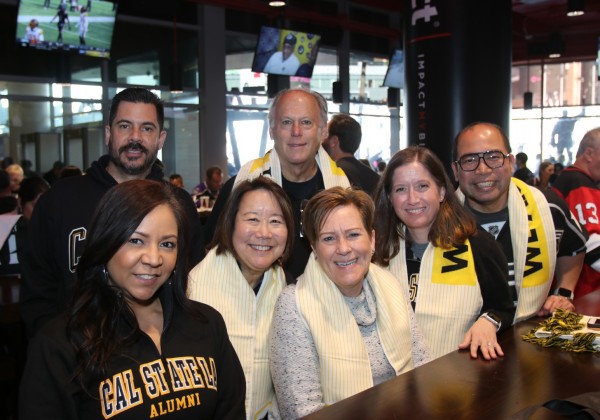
[404,0,511,171]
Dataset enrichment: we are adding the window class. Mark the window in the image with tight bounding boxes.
[510,61,600,173]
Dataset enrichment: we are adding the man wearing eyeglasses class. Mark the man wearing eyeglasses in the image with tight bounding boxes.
[452,122,587,324]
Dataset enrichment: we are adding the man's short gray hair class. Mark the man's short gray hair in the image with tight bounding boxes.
[268,88,328,130]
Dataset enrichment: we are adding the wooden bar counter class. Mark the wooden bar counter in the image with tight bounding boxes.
[303,290,600,420]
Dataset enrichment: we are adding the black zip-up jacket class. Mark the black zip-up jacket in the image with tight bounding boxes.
[19,156,202,337]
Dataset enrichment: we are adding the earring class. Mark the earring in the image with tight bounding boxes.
[104,267,124,298]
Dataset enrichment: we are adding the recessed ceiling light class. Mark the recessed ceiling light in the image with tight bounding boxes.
[567,0,585,16]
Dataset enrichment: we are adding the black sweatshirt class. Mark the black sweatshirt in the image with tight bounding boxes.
[19,285,246,419]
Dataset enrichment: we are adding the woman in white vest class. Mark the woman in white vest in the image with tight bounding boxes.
[372,146,515,360]
[188,176,295,420]
[270,187,431,419]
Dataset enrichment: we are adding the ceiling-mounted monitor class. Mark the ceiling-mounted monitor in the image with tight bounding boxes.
[383,49,404,89]
[15,0,118,59]
[252,26,321,78]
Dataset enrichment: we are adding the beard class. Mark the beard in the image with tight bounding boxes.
[108,140,158,176]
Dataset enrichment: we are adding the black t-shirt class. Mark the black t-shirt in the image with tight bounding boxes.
[281,172,325,278]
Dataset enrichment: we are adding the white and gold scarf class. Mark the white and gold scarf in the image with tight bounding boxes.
[187,248,285,420]
[296,254,414,405]
[234,147,350,189]
[389,240,482,359]
[456,178,556,323]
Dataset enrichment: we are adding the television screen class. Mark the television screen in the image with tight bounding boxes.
[15,0,118,59]
[252,26,321,78]
[383,49,404,89]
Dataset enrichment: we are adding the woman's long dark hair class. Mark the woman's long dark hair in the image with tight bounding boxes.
[67,179,204,384]
[373,146,477,266]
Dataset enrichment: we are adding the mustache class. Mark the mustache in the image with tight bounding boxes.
[119,141,148,154]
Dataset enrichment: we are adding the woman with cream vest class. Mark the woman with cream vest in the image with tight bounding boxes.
[269,187,431,419]
[188,176,294,420]
[373,146,515,360]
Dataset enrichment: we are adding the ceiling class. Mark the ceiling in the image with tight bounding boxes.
[511,0,600,63]
[187,0,600,64]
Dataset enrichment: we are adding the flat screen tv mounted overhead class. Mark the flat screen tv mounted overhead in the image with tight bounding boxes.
[383,49,404,89]
[15,0,118,59]
[252,26,321,78]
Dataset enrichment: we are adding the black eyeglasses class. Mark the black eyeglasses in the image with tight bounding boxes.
[455,150,509,172]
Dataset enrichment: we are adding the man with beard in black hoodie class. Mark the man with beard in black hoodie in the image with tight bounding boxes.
[20,88,202,338]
